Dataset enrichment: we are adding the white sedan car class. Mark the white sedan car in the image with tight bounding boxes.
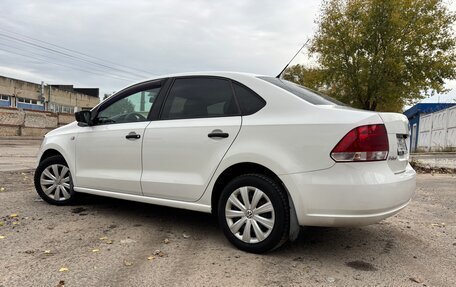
[34,72,416,253]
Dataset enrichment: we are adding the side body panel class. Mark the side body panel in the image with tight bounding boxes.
[37,122,79,184]
[196,75,386,213]
[75,122,149,195]
[141,116,241,201]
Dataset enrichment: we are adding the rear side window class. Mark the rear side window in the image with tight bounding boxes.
[161,78,239,120]
[258,76,344,106]
[232,83,266,115]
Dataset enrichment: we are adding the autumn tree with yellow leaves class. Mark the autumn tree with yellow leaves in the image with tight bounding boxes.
[284,0,456,112]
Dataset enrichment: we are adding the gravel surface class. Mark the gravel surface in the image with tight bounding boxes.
[0,170,455,287]
[411,153,456,169]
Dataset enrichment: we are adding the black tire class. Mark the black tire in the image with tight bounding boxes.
[34,155,77,205]
[218,173,289,253]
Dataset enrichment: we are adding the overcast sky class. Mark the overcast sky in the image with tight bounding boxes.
[0,0,455,107]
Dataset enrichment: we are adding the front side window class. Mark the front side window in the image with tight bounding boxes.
[96,86,160,124]
[161,78,239,120]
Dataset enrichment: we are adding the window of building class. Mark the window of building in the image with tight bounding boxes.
[48,102,57,112]
[48,103,73,113]
[16,97,44,111]
[0,94,10,107]
[17,97,41,105]
[61,105,74,114]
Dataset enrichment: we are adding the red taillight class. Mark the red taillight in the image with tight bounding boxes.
[331,124,389,162]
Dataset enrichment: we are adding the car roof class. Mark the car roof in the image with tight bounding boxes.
[102,72,273,108]
[135,71,269,84]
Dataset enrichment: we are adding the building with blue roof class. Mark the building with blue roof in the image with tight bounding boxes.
[403,103,456,152]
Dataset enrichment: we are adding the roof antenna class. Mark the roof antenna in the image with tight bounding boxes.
[276,39,310,79]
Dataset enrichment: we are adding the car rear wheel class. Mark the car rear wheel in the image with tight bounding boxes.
[34,155,77,205]
[218,174,289,253]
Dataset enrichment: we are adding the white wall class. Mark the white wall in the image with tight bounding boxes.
[417,106,456,151]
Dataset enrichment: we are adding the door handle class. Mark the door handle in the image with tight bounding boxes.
[208,130,229,138]
[126,132,141,139]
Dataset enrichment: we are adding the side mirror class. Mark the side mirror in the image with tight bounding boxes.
[75,110,92,126]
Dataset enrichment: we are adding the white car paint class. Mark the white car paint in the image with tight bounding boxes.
[141,116,242,201]
[38,71,416,227]
[76,121,149,195]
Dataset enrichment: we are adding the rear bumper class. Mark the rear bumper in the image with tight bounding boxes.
[279,162,416,227]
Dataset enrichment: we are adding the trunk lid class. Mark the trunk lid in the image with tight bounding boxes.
[378,112,410,173]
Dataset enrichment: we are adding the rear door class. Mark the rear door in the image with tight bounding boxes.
[141,77,242,201]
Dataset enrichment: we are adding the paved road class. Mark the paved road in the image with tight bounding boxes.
[1,137,456,286]
[0,172,455,286]
[0,137,41,172]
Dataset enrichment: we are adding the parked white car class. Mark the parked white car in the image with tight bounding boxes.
[34,72,416,253]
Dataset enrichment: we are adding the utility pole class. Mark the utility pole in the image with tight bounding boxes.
[49,85,52,111]
[39,81,47,110]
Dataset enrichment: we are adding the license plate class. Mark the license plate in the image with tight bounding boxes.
[397,137,407,156]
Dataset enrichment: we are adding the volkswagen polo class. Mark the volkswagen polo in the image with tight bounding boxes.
[34,72,416,253]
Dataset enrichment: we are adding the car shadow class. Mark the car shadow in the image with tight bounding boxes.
[274,224,409,271]
[73,193,405,261]
[74,193,218,229]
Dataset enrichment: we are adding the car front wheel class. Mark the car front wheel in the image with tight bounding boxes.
[34,155,77,205]
[218,174,290,253]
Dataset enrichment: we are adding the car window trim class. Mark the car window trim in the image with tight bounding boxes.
[157,76,242,121]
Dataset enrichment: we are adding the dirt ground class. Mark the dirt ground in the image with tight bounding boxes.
[0,139,456,287]
[0,137,40,172]
[1,173,455,287]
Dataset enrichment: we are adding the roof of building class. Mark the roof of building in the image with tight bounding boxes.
[403,103,456,119]
[0,75,99,98]
[50,85,99,98]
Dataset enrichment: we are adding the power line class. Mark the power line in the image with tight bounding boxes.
[0,41,139,82]
[0,27,155,76]
[0,46,135,82]
[0,32,148,79]
[0,32,150,79]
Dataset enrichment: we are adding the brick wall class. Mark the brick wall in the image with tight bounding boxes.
[0,107,74,137]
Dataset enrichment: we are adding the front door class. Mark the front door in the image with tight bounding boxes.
[75,82,163,195]
[141,77,242,201]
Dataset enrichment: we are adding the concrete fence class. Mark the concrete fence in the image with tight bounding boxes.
[417,105,456,152]
[0,107,74,137]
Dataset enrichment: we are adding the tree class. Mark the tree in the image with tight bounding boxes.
[285,0,456,112]
[101,97,135,118]
[283,65,326,92]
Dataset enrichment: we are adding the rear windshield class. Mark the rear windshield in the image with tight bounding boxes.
[258,76,345,106]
